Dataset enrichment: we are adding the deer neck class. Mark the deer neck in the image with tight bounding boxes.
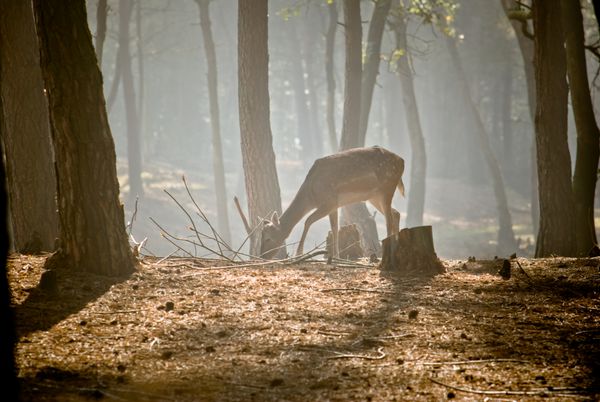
[278,190,313,239]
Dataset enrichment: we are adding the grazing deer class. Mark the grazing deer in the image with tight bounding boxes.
[259,146,405,259]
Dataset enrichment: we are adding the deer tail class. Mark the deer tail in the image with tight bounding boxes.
[397,177,405,198]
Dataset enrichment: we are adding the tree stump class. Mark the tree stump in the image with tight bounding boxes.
[326,224,364,260]
[379,226,445,276]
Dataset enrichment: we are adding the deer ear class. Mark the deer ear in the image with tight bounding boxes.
[271,211,280,226]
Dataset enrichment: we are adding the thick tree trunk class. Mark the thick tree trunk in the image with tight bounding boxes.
[0,0,58,253]
[325,1,338,153]
[119,0,143,200]
[532,0,576,257]
[238,0,284,256]
[357,0,391,146]
[561,0,600,255]
[446,35,517,256]
[393,15,426,228]
[339,0,380,256]
[33,0,135,275]
[197,0,232,245]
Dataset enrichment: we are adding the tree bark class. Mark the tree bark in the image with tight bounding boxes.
[0,0,58,253]
[238,0,284,256]
[197,0,232,245]
[325,1,338,153]
[532,0,577,257]
[357,0,391,147]
[561,0,600,255]
[119,0,143,200]
[446,35,517,256]
[33,0,135,275]
[392,14,427,228]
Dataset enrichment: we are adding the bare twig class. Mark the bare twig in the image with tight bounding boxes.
[421,358,529,366]
[233,195,252,235]
[126,196,139,238]
[328,347,386,360]
[429,378,590,397]
[320,287,395,294]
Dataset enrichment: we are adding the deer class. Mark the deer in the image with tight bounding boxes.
[254,146,405,259]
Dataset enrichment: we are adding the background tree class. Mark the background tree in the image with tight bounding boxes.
[33,0,135,275]
[119,0,143,200]
[338,0,381,254]
[561,0,600,256]
[95,0,107,65]
[196,0,232,245]
[446,31,517,255]
[325,0,339,153]
[390,7,427,228]
[0,0,58,253]
[238,0,284,256]
[532,0,576,257]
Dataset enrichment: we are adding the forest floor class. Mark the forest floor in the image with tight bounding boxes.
[9,253,600,401]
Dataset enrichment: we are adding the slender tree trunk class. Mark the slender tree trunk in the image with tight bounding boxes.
[238,0,284,256]
[338,0,381,255]
[532,0,576,257]
[197,0,232,245]
[0,0,58,253]
[119,0,143,199]
[393,14,426,228]
[288,18,314,163]
[33,0,135,275]
[95,0,107,65]
[561,0,600,255]
[325,1,338,153]
[500,0,539,240]
[446,35,517,255]
[136,0,145,155]
[357,0,391,146]
[302,15,324,158]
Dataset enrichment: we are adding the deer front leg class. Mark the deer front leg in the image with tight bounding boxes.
[296,207,330,256]
[328,210,339,258]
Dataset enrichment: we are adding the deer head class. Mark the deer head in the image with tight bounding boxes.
[260,212,285,259]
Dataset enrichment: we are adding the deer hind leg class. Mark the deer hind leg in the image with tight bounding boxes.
[296,206,331,257]
[368,195,398,238]
[328,209,339,258]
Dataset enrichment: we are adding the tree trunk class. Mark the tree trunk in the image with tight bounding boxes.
[325,1,338,153]
[532,0,576,257]
[288,18,315,163]
[446,35,517,256]
[238,0,284,257]
[561,0,600,256]
[197,0,232,245]
[119,0,143,200]
[302,14,324,159]
[392,14,426,228]
[95,0,107,65]
[0,81,18,402]
[33,0,135,275]
[338,0,380,256]
[339,0,362,151]
[0,0,58,253]
[500,0,539,240]
[357,0,391,146]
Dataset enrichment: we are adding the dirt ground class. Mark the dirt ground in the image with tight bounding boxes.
[8,253,600,401]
